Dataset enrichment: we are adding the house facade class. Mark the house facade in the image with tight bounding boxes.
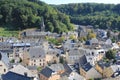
[0,52,10,74]
[80,63,102,79]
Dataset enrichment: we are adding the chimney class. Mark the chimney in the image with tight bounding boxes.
[24,72,27,77]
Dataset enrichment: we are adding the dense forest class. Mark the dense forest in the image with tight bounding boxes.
[0,0,74,33]
[54,3,120,30]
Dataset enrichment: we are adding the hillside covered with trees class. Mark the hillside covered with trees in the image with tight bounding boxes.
[0,0,73,33]
[54,3,120,30]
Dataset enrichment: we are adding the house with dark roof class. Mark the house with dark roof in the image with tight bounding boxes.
[80,62,102,79]
[95,60,111,77]
[61,64,72,77]
[39,67,60,80]
[2,71,33,80]
[95,60,120,78]
[49,63,65,74]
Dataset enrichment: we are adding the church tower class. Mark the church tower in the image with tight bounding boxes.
[78,25,81,37]
[40,17,45,32]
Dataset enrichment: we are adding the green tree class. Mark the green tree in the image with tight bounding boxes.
[105,50,116,60]
[0,0,73,33]
[87,32,96,39]
[54,3,120,31]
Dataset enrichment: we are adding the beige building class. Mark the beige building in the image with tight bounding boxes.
[28,46,46,67]
[80,62,102,79]
[95,60,116,78]
[46,49,59,64]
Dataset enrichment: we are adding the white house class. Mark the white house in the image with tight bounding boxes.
[84,48,105,66]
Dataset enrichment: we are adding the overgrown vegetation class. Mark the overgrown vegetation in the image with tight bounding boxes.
[46,36,65,46]
[54,3,120,30]
[0,28,18,37]
[105,49,116,60]
[0,0,74,33]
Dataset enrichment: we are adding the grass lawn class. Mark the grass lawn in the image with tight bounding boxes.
[0,27,19,37]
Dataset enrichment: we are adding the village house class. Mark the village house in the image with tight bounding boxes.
[0,42,12,51]
[28,46,46,67]
[66,48,86,64]
[39,67,60,80]
[95,60,120,78]
[27,66,38,78]
[84,48,106,66]
[0,52,10,74]
[96,61,120,78]
[68,71,85,80]
[46,48,60,64]
[95,60,111,78]
[9,64,33,77]
[80,62,102,79]
[62,39,77,51]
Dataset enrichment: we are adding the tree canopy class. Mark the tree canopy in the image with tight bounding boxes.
[0,0,74,33]
[105,50,116,60]
[54,3,120,30]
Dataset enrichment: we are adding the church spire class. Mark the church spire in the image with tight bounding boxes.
[41,17,45,32]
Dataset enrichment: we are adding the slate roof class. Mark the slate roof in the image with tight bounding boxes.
[90,38,99,44]
[40,67,54,78]
[81,62,92,72]
[27,66,37,70]
[29,46,46,59]
[0,42,12,46]
[97,60,111,69]
[13,43,30,47]
[61,64,72,77]
[2,71,32,80]
[49,63,65,72]
[68,49,85,56]
[23,30,46,37]
[79,55,87,67]
[9,64,33,77]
